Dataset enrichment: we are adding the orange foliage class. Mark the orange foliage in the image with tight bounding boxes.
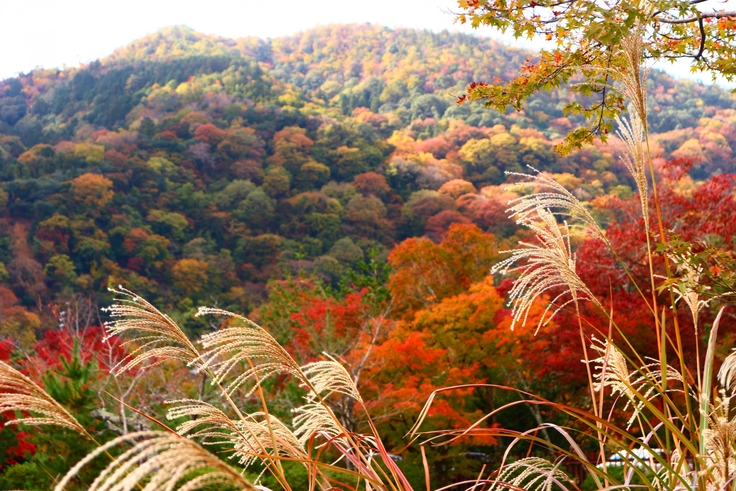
[388,223,501,318]
[193,123,227,145]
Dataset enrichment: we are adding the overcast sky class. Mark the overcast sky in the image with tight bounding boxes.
[0,0,723,84]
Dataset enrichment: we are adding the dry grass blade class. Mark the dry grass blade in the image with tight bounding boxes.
[167,399,307,469]
[505,167,609,246]
[195,307,300,396]
[492,207,601,332]
[486,457,575,491]
[0,360,86,435]
[591,338,683,429]
[54,430,257,491]
[103,287,200,373]
[301,355,363,403]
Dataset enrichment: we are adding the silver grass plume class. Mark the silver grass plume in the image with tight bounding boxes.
[0,360,86,434]
[487,457,575,491]
[167,399,307,469]
[576,29,650,131]
[590,337,683,429]
[492,207,601,332]
[702,392,736,490]
[617,32,650,129]
[292,401,347,448]
[669,251,710,333]
[103,287,201,373]
[718,349,736,393]
[615,108,650,231]
[195,307,301,396]
[504,167,610,246]
[54,431,257,491]
[300,355,363,403]
[294,356,362,449]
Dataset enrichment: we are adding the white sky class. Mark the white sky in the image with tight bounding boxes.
[0,0,725,85]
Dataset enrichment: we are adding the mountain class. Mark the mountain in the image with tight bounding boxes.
[0,24,734,335]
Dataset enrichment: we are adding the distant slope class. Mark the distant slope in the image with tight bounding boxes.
[0,24,733,328]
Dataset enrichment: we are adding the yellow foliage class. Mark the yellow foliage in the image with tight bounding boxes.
[172,258,209,295]
[672,138,706,160]
[0,307,39,350]
[71,173,114,208]
[74,143,105,164]
[490,132,517,146]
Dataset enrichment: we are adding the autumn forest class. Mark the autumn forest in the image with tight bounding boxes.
[0,21,735,490]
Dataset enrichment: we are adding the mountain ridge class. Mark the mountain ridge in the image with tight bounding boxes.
[4,24,733,138]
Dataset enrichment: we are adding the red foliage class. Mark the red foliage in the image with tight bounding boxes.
[415,137,453,158]
[33,326,126,372]
[193,124,227,145]
[661,156,700,181]
[424,210,472,242]
[0,413,35,468]
[287,289,372,362]
[570,173,736,376]
[352,172,390,196]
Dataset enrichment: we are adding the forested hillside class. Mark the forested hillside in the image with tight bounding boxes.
[0,25,734,322]
[1,24,736,488]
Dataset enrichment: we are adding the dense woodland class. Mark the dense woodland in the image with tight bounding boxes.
[0,24,735,489]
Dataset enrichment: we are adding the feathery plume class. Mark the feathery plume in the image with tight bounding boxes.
[488,457,575,491]
[292,401,347,448]
[702,393,736,490]
[167,400,307,469]
[615,109,650,230]
[718,350,736,393]
[669,251,710,333]
[195,307,301,396]
[103,287,201,373]
[54,431,257,491]
[0,360,86,435]
[504,168,609,246]
[591,338,683,429]
[617,32,651,129]
[492,207,601,332]
[301,355,363,403]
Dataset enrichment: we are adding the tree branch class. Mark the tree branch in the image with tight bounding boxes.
[695,16,706,60]
[656,10,736,24]
[650,0,709,18]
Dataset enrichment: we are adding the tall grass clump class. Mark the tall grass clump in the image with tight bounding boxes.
[409,24,736,491]
[39,287,413,491]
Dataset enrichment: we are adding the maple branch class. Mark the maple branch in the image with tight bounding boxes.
[655,10,736,24]
[650,0,709,18]
[695,16,706,60]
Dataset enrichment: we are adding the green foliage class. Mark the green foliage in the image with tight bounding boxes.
[0,461,53,491]
[1,347,116,490]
